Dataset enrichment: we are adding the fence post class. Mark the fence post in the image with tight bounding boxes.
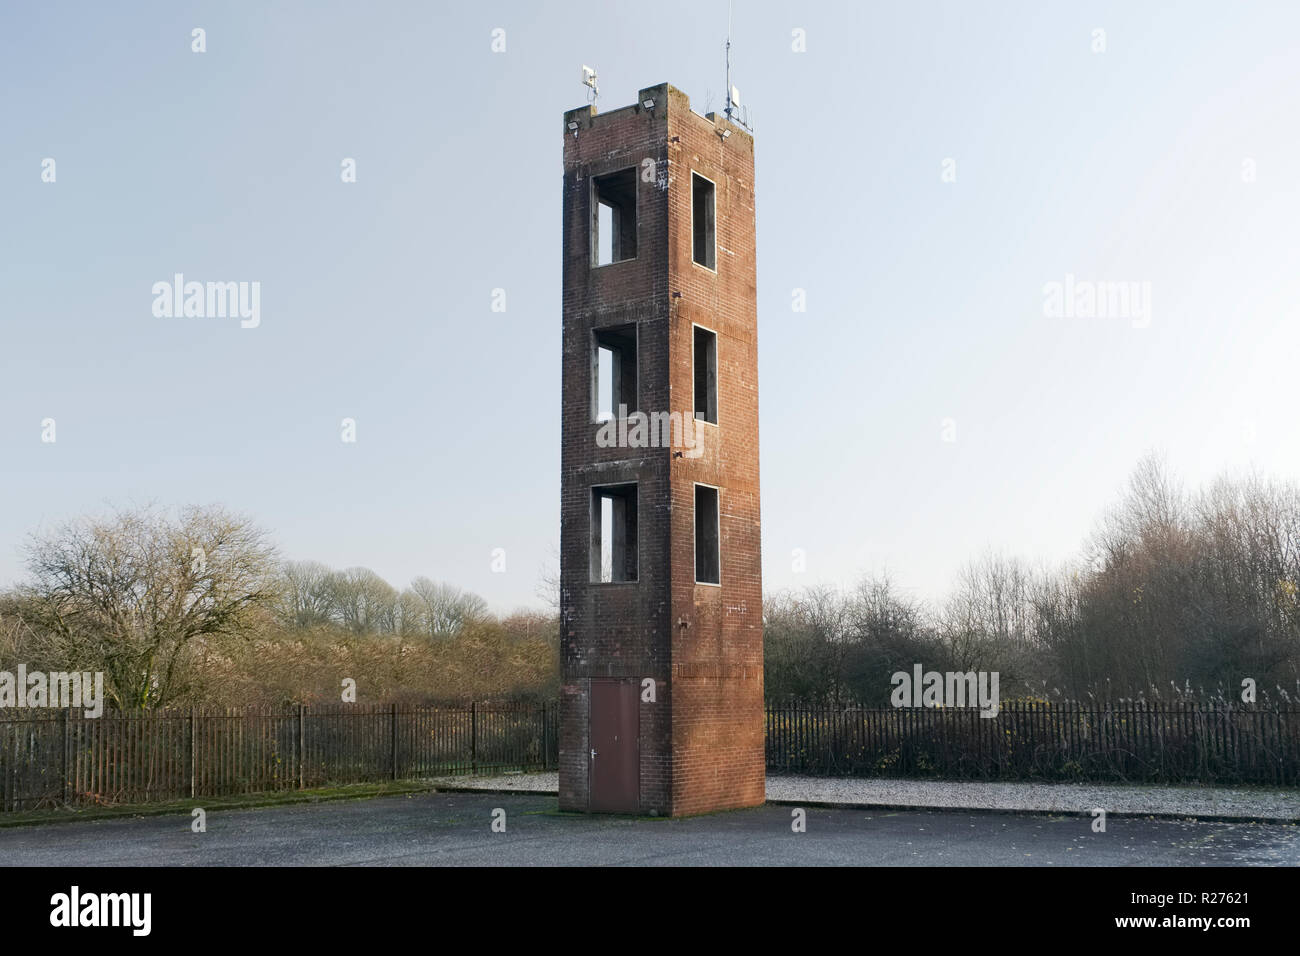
[189,707,196,798]
[471,701,477,774]
[549,700,557,770]
[540,702,548,770]
[60,707,70,805]
[391,703,398,780]
[297,704,305,790]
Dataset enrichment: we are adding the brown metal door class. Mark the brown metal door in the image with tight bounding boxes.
[589,678,639,812]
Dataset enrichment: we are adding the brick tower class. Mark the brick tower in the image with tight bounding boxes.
[558,83,763,816]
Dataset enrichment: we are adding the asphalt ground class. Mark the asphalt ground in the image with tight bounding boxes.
[1,791,1296,866]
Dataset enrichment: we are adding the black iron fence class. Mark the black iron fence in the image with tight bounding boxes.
[0,702,557,812]
[766,701,1300,786]
[3,700,1297,811]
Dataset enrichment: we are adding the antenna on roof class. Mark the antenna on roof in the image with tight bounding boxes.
[724,1,734,121]
[581,65,599,108]
[723,1,751,131]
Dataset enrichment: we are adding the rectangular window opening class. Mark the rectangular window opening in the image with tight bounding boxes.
[691,173,716,270]
[693,325,717,424]
[592,168,638,266]
[591,483,638,583]
[593,325,637,420]
[695,484,720,585]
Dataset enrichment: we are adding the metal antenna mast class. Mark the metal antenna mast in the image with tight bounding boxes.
[722,1,751,131]
[724,0,733,121]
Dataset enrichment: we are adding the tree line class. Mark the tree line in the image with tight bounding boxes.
[2,455,1297,712]
[0,506,556,710]
[766,456,1300,706]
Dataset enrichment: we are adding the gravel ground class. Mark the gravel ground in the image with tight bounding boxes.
[427,771,559,793]
[426,772,1300,821]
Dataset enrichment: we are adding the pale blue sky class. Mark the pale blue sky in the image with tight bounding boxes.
[3,1,1299,612]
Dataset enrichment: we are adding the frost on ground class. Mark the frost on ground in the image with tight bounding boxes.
[426,772,558,794]
[426,772,1300,821]
[764,776,1300,821]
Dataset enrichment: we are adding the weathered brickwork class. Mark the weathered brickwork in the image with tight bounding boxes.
[559,83,762,816]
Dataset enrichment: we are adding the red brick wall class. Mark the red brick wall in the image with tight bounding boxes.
[559,84,762,816]
[664,88,764,815]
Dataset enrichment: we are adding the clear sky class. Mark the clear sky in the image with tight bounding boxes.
[3,1,1299,613]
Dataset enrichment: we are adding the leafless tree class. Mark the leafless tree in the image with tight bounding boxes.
[17,505,279,709]
[408,576,488,638]
[327,567,398,635]
[278,560,335,628]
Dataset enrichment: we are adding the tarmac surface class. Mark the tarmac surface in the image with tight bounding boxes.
[429,771,1300,822]
[1,791,1297,866]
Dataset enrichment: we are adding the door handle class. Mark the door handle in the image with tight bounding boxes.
[590,748,598,760]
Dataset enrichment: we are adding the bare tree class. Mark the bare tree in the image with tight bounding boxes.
[18,505,279,709]
[408,577,488,638]
[327,567,398,635]
[278,560,336,628]
[396,588,426,637]
[535,544,561,614]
